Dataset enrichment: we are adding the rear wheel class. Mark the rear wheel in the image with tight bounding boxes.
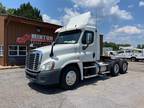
[60,66,80,90]
[120,61,128,74]
[110,62,120,76]
[131,57,136,62]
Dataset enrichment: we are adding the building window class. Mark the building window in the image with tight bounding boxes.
[36,27,41,33]
[19,46,27,56]
[9,46,18,56]
[0,45,3,56]
[9,45,27,56]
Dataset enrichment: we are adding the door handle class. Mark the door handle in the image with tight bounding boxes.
[93,52,95,58]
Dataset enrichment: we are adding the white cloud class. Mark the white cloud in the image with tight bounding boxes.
[61,8,97,26]
[105,26,144,46]
[42,14,61,25]
[71,0,133,20]
[72,0,119,8]
[43,8,97,26]
[139,1,144,7]
[116,26,141,34]
[43,9,81,26]
[109,26,142,36]
[61,8,80,24]
[128,5,134,8]
[137,24,144,28]
[112,25,119,29]
[110,5,133,20]
[43,0,133,27]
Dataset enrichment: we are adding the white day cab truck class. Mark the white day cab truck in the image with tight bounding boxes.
[25,12,128,90]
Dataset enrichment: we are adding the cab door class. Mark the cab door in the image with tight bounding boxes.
[80,30,96,62]
[79,30,98,77]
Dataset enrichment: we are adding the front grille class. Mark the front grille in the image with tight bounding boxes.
[26,51,41,72]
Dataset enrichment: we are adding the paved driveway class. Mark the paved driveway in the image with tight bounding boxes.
[0,62,144,108]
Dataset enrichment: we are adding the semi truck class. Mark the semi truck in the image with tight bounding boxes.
[25,12,128,90]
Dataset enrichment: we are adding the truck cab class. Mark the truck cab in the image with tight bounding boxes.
[25,12,128,89]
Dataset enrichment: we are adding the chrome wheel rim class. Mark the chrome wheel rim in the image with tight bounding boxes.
[66,71,77,86]
[114,64,119,74]
[123,63,127,71]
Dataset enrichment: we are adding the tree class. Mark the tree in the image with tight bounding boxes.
[117,44,131,47]
[0,3,6,15]
[7,8,16,15]
[104,42,119,51]
[13,2,42,21]
[0,2,42,21]
[142,45,144,49]
[137,44,141,49]
[103,42,132,51]
[137,44,144,49]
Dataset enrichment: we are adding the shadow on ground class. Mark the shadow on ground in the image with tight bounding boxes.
[28,74,110,95]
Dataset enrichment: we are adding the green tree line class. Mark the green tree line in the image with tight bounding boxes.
[137,44,144,49]
[104,42,131,51]
[0,2,42,21]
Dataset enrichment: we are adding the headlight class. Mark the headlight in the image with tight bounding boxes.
[40,61,55,71]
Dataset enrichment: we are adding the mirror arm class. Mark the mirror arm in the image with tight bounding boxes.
[50,42,55,57]
[82,44,89,50]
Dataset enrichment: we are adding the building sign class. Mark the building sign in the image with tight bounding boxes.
[16,34,53,44]
[31,34,53,42]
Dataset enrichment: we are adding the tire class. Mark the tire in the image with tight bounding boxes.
[120,61,128,74]
[131,57,136,62]
[110,62,120,76]
[60,66,80,90]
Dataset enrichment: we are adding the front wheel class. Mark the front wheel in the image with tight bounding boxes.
[60,66,80,90]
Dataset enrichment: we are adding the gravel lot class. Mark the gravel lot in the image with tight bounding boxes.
[0,62,144,108]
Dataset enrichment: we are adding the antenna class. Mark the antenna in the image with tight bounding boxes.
[95,8,99,32]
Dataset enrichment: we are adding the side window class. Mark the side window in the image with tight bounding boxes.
[82,31,94,44]
[125,50,131,53]
[138,51,142,53]
[117,51,124,54]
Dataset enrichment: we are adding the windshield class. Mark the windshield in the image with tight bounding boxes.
[55,30,81,44]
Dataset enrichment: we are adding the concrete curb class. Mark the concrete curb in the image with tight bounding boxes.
[0,66,25,70]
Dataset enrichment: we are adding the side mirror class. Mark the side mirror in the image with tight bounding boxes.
[82,34,92,50]
[86,34,91,45]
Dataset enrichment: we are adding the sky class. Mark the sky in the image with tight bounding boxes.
[0,0,144,46]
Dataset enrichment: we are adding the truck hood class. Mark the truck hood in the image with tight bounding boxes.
[34,44,77,61]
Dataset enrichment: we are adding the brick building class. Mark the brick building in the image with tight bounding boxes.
[0,15,61,66]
